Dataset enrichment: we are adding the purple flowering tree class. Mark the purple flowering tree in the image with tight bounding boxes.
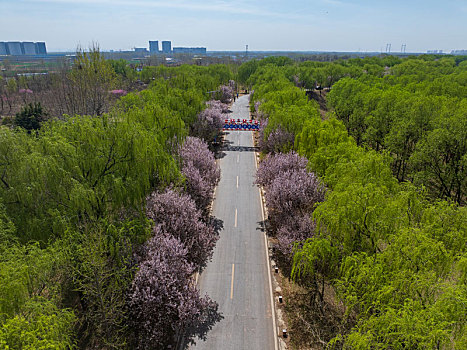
[259,124,295,154]
[146,188,218,267]
[133,136,222,348]
[276,214,316,270]
[129,231,218,349]
[256,152,308,188]
[19,88,33,94]
[109,89,128,97]
[192,107,224,144]
[265,169,324,232]
[217,85,233,104]
[206,100,230,113]
[256,152,325,269]
[179,137,220,213]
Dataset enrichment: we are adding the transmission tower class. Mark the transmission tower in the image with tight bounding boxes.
[401,44,406,54]
[245,44,248,58]
[385,43,392,53]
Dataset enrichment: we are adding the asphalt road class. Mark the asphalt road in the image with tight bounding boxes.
[188,95,276,350]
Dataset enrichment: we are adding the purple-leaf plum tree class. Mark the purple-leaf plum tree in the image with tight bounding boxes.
[265,169,324,233]
[217,85,233,104]
[256,152,325,269]
[129,231,218,349]
[256,152,308,188]
[179,137,220,213]
[191,107,224,144]
[146,188,218,268]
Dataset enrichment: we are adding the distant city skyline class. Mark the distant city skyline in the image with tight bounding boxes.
[1,0,466,53]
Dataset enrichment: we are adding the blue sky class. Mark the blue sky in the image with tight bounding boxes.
[1,0,466,52]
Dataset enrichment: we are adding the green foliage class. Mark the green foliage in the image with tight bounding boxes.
[0,299,76,350]
[0,207,76,349]
[327,59,467,203]
[296,115,355,178]
[68,47,118,116]
[140,64,232,95]
[0,109,182,242]
[249,56,467,348]
[68,219,151,347]
[0,64,233,347]
[237,59,259,84]
[14,102,47,132]
[108,59,134,79]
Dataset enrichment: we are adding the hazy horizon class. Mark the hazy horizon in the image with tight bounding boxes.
[2,0,466,53]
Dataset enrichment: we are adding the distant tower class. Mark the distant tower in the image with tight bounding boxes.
[162,41,171,54]
[149,41,159,54]
[245,44,248,57]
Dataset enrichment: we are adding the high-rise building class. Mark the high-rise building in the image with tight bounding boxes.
[7,42,23,55]
[35,42,47,54]
[22,42,37,55]
[162,41,171,54]
[0,42,9,55]
[149,41,159,53]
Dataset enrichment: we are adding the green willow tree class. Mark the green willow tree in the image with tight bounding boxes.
[247,58,467,349]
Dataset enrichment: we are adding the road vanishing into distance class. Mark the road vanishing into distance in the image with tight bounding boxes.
[189,95,277,350]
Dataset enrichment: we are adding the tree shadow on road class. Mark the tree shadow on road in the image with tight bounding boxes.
[256,218,269,235]
[179,299,224,348]
[215,136,258,159]
[210,216,224,235]
[197,216,224,273]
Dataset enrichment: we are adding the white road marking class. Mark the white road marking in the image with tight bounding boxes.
[234,208,237,228]
[230,264,235,299]
[237,154,239,163]
[236,175,239,188]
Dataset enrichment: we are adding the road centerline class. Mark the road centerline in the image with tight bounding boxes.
[234,208,237,227]
[230,264,235,299]
[189,95,275,350]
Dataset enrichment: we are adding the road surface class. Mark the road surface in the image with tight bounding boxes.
[188,95,276,350]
